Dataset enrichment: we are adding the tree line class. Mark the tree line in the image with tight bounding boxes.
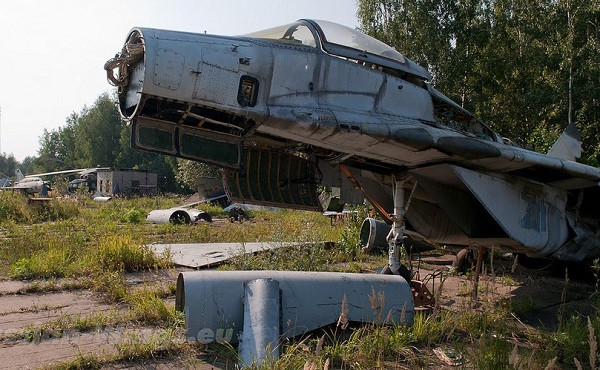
[0,93,195,192]
[0,92,229,193]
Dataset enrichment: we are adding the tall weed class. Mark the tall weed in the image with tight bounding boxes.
[91,270,128,302]
[470,333,514,370]
[0,192,80,224]
[120,207,146,224]
[11,242,78,279]
[31,198,80,222]
[96,235,170,272]
[547,313,600,367]
[126,288,181,325]
[0,192,30,223]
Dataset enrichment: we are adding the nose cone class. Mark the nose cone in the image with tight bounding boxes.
[105,29,146,120]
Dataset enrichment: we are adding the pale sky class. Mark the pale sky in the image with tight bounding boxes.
[0,0,358,161]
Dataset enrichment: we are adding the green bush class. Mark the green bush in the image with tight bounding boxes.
[0,192,80,224]
[120,207,145,224]
[126,288,180,325]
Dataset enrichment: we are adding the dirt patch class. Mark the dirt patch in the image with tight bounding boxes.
[0,271,194,369]
[412,253,595,331]
[0,255,595,369]
[0,326,163,369]
[0,290,120,331]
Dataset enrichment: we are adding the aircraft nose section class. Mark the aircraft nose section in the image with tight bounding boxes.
[105,28,261,124]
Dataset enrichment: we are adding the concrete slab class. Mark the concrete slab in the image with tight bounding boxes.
[0,326,174,370]
[150,242,294,268]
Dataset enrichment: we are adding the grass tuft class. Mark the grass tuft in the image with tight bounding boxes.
[96,235,169,272]
[120,207,146,224]
[126,287,181,325]
[114,328,186,362]
[11,243,77,279]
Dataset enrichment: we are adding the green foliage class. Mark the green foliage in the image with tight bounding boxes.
[0,153,18,179]
[0,191,30,223]
[5,200,173,280]
[224,243,335,272]
[470,333,515,370]
[114,329,186,362]
[546,314,600,367]
[4,196,600,368]
[357,0,599,163]
[175,158,221,191]
[120,207,145,224]
[125,288,181,325]
[36,93,123,171]
[11,243,78,279]
[0,192,79,225]
[95,196,179,223]
[33,93,182,192]
[74,94,123,168]
[32,198,80,222]
[335,207,371,260]
[90,270,129,302]
[220,209,360,272]
[53,353,102,370]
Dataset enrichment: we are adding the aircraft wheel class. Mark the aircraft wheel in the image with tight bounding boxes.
[379,264,412,281]
[516,254,554,271]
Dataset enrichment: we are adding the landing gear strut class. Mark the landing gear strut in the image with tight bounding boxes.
[380,177,412,281]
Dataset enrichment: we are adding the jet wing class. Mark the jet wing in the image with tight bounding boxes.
[23,168,90,178]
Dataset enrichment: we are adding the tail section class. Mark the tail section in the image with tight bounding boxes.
[547,122,582,161]
[15,169,24,182]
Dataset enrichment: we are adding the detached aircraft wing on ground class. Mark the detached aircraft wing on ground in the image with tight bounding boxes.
[105,19,600,276]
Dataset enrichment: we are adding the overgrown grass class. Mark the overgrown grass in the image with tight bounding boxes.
[9,234,170,280]
[0,191,80,223]
[222,208,375,272]
[240,300,600,370]
[0,196,188,279]
[2,195,599,368]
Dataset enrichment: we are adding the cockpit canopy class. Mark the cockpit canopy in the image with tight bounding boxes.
[244,19,431,82]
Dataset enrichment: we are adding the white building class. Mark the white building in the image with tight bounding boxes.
[96,168,158,196]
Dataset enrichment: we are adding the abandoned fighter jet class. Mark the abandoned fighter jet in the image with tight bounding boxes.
[3,168,89,196]
[105,19,600,276]
[9,170,51,195]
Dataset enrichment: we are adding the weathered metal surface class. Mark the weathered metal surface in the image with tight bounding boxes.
[238,279,281,367]
[146,207,211,224]
[360,217,390,252]
[176,270,414,344]
[150,242,292,268]
[453,165,569,257]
